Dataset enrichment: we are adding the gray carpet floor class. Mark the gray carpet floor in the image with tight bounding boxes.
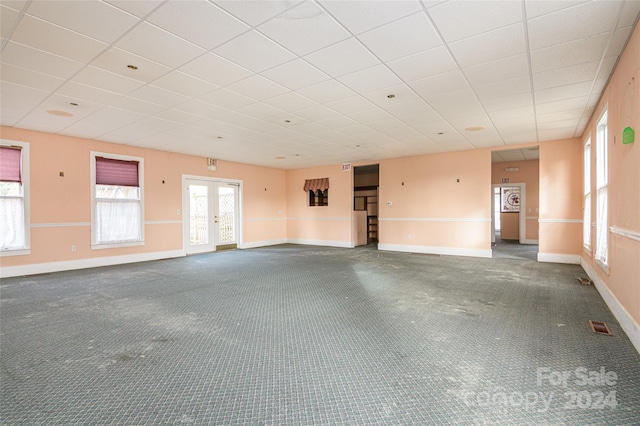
[1,244,639,425]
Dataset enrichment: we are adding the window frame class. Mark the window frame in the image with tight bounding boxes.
[90,151,145,249]
[0,140,30,256]
[594,108,609,272]
[308,189,328,207]
[583,136,592,251]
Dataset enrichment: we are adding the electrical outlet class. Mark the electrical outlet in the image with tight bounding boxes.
[71,245,77,252]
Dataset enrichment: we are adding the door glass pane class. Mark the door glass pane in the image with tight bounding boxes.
[218,186,235,243]
[189,185,208,245]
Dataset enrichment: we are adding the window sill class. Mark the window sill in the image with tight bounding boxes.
[0,248,31,257]
[92,241,144,250]
[595,258,609,275]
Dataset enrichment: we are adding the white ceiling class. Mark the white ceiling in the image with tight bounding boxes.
[491,147,539,163]
[1,0,638,169]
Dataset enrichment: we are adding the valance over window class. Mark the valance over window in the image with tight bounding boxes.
[96,156,139,187]
[0,146,22,183]
[303,178,329,192]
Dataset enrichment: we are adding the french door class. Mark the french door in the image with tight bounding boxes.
[183,178,240,254]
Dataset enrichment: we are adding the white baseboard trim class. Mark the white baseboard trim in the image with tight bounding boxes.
[0,249,186,278]
[523,239,539,245]
[581,258,640,355]
[537,253,581,264]
[241,238,287,249]
[378,243,491,258]
[287,238,354,248]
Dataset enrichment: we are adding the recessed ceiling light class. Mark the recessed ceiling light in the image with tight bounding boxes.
[275,156,286,160]
[47,109,73,117]
[356,144,360,147]
[69,102,78,106]
[387,94,395,99]
[284,119,291,123]
[437,132,444,135]
[465,126,486,132]
[127,64,138,70]
[216,136,223,139]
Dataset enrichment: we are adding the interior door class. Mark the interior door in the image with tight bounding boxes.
[184,179,239,254]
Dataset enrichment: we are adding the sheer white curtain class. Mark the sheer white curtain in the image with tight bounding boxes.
[0,197,25,249]
[96,199,141,243]
[595,188,608,265]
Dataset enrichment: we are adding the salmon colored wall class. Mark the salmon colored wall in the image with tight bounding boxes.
[492,159,540,241]
[378,149,492,254]
[0,126,286,270]
[538,138,583,255]
[285,164,353,246]
[581,23,640,329]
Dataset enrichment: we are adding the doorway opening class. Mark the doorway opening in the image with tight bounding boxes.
[353,164,379,246]
[491,148,539,260]
[182,176,242,255]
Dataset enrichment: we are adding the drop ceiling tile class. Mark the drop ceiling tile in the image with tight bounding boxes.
[338,64,402,94]
[324,95,376,115]
[482,92,534,113]
[173,99,227,119]
[297,80,355,104]
[198,88,255,110]
[213,30,296,73]
[531,33,609,73]
[361,83,419,108]
[261,59,330,91]
[527,1,621,51]
[348,108,394,124]
[104,0,163,18]
[110,96,166,115]
[475,75,532,100]
[11,15,108,63]
[237,103,286,120]
[428,0,522,43]
[128,84,191,108]
[1,5,19,38]
[57,81,122,105]
[0,81,52,120]
[147,0,249,50]
[262,92,317,112]
[532,60,599,90]
[214,0,303,26]
[606,27,633,58]
[116,22,206,69]
[26,0,139,44]
[154,108,202,125]
[292,105,339,122]
[358,12,441,62]
[384,99,434,117]
[449,23,526,68]
[317,116,359,130]
[537,109,585,124]
[304,37,380,78]
[62,107,147,139]
[524,0,589,19]
[319,0,422,35]
[226,75,289,101]
[179,53,253,87]
[534,81,593,104]
[396,109,442,126]
[72,66,144,95]
[387,46,458,83]
[619,0,640,28]
[103,116,179,143]
[0,63,65,92]
[258,2,351,56]
[536,96,589,116]
[537,127,575,141]
[287,121,328,135]
[464,54,529,86]
[151,71,219,98]
[91,47,172,83]
[16,108,83,134]
[409,70,469,99]
[431,96,484,119]
[489,106,535,123]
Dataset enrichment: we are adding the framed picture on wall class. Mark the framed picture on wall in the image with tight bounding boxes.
[501,187,520,212]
